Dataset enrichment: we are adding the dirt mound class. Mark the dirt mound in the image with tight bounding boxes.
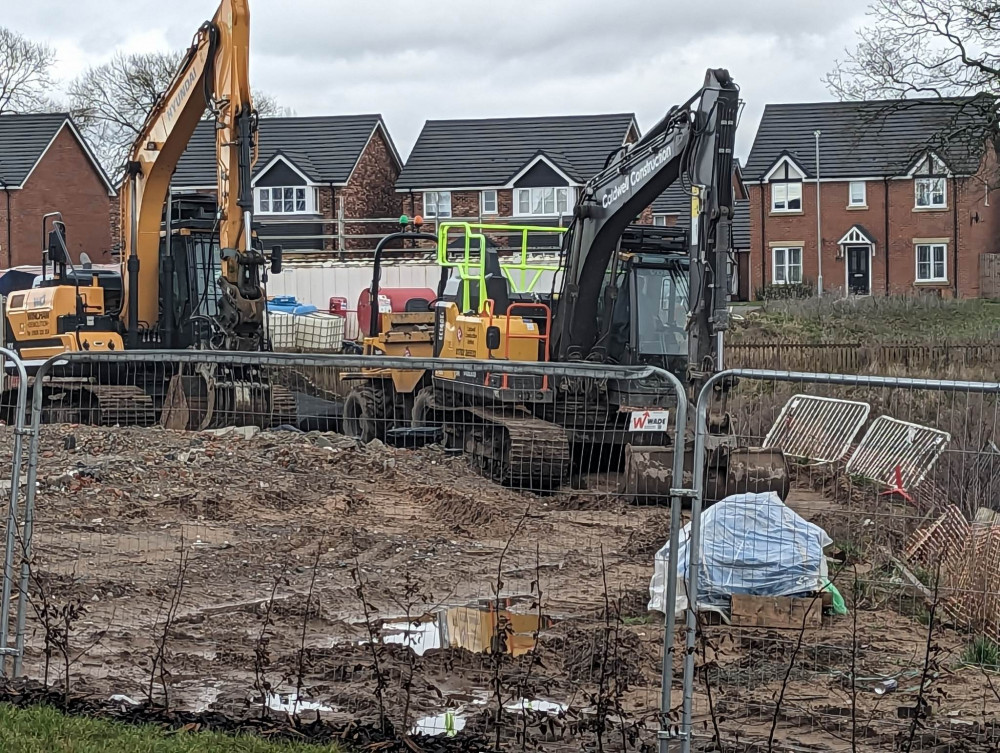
[415,486,501,529]
[545,623,652,688]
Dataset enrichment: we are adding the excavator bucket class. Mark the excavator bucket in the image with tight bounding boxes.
[622,443,790,504]
[161,374,213,431]
[162,367,297,431]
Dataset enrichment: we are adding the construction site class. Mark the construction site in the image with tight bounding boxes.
[2,0,1000,752]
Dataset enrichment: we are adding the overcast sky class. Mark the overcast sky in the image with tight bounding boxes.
[7,0,874,160]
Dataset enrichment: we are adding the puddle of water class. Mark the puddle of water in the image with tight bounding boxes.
[412,694,566,737]
[411,709,467,737]
[381,604,552,657]
[263,691,335,715]
[504,698,568,715]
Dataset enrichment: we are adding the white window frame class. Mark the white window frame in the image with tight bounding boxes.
[915,177,947,209]
[771,182,802,213]
[771,246,803,285]
[915,243,948,283]
[848,181,866,208]
[652,214,669,227]
[423,191,452,219]
[480,189,498,215]
[513,186,573,217]
[255,186,316,215]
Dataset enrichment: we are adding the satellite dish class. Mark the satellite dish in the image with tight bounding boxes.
[80,252,92,269]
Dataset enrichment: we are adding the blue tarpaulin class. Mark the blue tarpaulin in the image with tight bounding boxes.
[649,492,832,616]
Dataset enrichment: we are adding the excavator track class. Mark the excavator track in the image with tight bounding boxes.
[80,385,157,427]
[164,375,298,431]
[459,406,572,490]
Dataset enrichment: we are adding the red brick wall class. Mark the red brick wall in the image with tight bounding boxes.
[340,125,402,250]
[747,166,1000,298]
[3,125,112,268]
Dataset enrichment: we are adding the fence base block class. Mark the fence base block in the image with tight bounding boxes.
[729,593,828,628]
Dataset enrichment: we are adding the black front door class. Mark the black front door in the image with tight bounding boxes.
[847,245,870,295]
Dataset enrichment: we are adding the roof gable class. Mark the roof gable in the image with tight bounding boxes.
[396,113,637,190]
[838,224,877,246]
[508,152,578,187]
[252,152,318,186]
[172,114,394,188]
[0,114,113,193]
[763,153,808,181]
[905,150,951,177]
[745,97,992,181]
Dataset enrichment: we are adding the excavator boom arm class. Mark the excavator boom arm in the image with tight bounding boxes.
[552,68,740,375]
[119,0,259,346]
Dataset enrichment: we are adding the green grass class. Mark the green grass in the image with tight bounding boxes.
[622,614,654,626]
[731,296,1000,344]
[962,636,1000,671]
[0,704,342,753]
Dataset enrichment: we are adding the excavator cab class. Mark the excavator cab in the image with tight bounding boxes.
[157,194,225,350]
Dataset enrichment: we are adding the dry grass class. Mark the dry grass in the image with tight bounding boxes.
[731,295,1000,345]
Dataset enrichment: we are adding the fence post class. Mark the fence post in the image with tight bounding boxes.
[12,356,57,677]
[0,349,28,676]
[650,368,689,753]
[678,372,726,753]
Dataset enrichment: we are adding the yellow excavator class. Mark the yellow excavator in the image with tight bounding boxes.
[3,0,295,428]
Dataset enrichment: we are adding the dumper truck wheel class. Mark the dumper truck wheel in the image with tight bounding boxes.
[343,384,389,442]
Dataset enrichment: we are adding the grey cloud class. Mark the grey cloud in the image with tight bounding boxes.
[6,0,873,159]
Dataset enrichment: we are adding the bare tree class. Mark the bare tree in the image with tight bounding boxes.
[69,50,285,177]
[0,27,56,115]
[827,0,1000,101]
[826,1,1000,183]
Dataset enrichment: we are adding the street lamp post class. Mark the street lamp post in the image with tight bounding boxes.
[814,130,823,297]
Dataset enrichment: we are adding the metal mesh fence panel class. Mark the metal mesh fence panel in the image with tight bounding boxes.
[679,370,1000,753]
[14,350,685,751]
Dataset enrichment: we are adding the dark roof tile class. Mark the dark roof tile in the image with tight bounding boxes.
[0,113,78,186]
[172,114,389,187]
[744,98,991,180]
[396,113,636,189]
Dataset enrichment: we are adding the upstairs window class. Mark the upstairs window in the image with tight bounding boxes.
[423,191,452,218]
[771,182,802,212]
[257,186,315,214]
[514,187,572,217]
[766,158,805,213]
[480,190,498,215]
[653,214,669,227]
[912,154,948,209]
[849,181,866,207]
[915,178,946,209]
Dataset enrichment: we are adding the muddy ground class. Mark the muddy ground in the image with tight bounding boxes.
[4,424,1000,751]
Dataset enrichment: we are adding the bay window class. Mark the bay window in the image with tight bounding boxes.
[256,186,315,214]
[513,186,572,217]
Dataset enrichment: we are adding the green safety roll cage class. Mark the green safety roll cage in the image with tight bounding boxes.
[436,222,568,313]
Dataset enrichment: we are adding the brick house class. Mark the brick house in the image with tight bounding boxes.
[744,99,999,298]
[650,163,752,300]
[396,114,646,228]
[171,115,402,252]
[0,113,115,268]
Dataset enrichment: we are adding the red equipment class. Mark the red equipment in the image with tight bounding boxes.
[328,296,348,316]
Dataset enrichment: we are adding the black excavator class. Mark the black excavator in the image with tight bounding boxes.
[428,68,790,500]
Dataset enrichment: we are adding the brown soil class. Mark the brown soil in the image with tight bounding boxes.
[15,424,672,750]
[11,424,1000,751]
